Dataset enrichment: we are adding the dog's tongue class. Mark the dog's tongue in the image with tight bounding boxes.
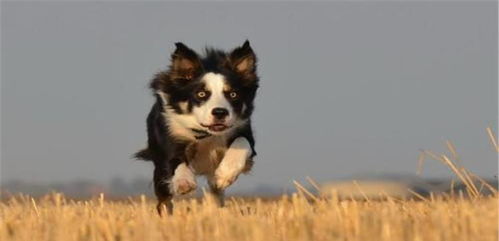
[209,124,227,132]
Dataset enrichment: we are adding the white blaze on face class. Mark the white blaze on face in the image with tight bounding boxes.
[193,72,234,127]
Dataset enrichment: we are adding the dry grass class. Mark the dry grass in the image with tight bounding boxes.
[0,193,497,241]
[1,128,497,241]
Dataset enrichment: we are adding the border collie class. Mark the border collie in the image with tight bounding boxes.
[134,41,259,214]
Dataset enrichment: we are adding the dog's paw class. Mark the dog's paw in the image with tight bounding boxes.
[214,173,238,190]
[172,178,197,195]
[214,164,241,190]
[169,163,197,195]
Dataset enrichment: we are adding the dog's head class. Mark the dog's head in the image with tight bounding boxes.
[152,41,259,137]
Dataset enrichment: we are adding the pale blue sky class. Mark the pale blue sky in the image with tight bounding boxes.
[1,1,497,192]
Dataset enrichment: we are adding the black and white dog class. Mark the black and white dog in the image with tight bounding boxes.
[135,41,259,214]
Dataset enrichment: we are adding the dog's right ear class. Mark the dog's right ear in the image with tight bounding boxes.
[169,42,202,81]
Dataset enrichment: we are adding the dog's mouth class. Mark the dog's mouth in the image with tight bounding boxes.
[201,123,231,132]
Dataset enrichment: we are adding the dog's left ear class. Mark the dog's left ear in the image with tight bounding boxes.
[229,40,257,82]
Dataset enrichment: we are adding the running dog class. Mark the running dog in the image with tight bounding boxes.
[135,41,259,214]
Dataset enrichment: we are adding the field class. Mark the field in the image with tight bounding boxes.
[1,131,498,241]
[0,191,497,241]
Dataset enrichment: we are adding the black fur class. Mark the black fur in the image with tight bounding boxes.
[134,41,259,214]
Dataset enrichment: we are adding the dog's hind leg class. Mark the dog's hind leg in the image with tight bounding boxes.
[153,163,174,215]
[156,196,173,216]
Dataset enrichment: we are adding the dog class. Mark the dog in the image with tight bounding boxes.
[134,41,259,214]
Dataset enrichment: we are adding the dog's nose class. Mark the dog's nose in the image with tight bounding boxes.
[212,108,229,119]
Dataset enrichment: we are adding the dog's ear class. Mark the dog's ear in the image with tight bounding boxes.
[229,40,257,82]
[169,42,202,80]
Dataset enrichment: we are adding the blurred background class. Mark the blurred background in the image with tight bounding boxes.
[1,1,497,198]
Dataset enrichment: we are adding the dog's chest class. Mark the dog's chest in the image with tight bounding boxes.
[186,136,227,175]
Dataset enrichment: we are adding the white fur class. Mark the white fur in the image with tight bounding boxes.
[165,113,198,140]
[192,73,235,135]
[169,163,197,195]
[157,91,200,141]
[214,137,252,189]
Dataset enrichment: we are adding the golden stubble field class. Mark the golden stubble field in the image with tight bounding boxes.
[1,130,498,241]
[0,192,497,241]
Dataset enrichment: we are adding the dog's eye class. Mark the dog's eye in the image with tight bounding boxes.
[229,91,238,99]
[196,91,207,99]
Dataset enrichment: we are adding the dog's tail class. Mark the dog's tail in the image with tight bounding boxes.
[133,148,154,161]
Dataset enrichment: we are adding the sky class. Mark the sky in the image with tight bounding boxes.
[1,1,497,193]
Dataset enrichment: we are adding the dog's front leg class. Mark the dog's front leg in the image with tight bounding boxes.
[214,137,253,190]
[169,162,197,196]
[154,156,196,215]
